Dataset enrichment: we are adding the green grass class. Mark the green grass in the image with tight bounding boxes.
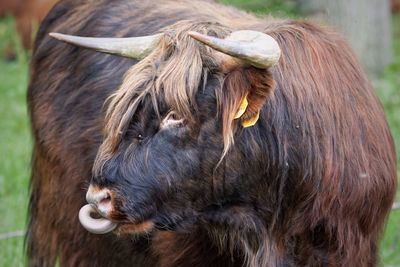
[0,16,30,267]
[221,0,297,16]
[0,4,399,267]
[374,14,400,266]
[376,15,400,170]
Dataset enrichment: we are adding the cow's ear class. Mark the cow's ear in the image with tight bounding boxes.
[222,67,275,129]
[189,30,279,129]
[219,67,275,155]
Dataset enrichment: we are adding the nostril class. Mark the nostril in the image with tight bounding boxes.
[86,185,109,204]
[86,185,113,216]
[99,195,111,205]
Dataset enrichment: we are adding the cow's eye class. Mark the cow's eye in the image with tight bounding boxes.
[161,112,185,129]
[136,134,144,142]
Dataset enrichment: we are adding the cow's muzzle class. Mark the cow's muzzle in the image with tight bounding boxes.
[78,186,118,234]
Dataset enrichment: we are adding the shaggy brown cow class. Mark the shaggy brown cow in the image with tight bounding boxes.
[393,0,400,13]
[27,0,397,266]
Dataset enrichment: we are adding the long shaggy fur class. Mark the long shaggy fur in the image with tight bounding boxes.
[27,0,396,266]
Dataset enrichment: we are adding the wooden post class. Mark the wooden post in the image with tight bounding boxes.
[297,0,393,76]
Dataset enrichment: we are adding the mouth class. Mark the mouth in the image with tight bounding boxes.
[78,204,154,235]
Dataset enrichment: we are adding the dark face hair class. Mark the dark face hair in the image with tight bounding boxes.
[92,70,263,231]
[88,20,275,234]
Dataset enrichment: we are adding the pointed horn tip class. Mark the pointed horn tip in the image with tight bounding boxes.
[187,31,200,37]
[49,32,65,40]
[187,31,208,42]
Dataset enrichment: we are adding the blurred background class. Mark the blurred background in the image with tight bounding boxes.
[0,0,399,266]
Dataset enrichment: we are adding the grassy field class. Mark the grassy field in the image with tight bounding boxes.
[0,5,399,267]
[0,16,30,267]
[374,14,400,266]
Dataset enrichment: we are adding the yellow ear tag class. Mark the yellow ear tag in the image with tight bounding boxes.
[234,95,248,119]
[241,111,260,128]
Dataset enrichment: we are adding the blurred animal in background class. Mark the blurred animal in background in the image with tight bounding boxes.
[27,0,397,266]
[0,0,57,59]
[393,0,400,13]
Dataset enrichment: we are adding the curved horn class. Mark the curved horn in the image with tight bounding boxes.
[49,32,162,59]
[188,30,281,69]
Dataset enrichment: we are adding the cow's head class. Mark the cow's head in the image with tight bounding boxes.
[51,21,280,238]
